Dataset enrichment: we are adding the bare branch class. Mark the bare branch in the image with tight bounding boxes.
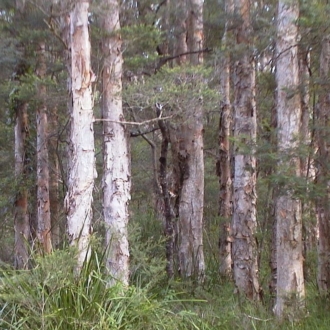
[94,115,173,126]
[155,48,212,72]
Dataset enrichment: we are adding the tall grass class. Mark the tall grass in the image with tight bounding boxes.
[0,247,214,329]
[1,209,330,329]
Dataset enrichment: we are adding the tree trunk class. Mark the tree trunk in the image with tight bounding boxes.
[157,105,175,278]
[49,106,60,248]
[217,0,233,277]
[36,41,52,254]
[178,112,205,280]
[174,0,188,64]
[101,0,131,286]
[65,0,96,270]
[231,0,260,300]
[274,0,305,318]
[299,48,317,280]
[316,35,330,294]
[14,101,30,269]
[173,0,205,281]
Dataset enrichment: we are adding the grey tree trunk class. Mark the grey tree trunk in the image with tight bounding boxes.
[36,41,52,254]
[316,36,330,294]
[14,101,30,269]
[49,106,60,248]
[174,0,188,65]
[101,0,131,286]
[231,0,260,300]
[274,0,305,318]
[174,0,205,281]
[218,0,233,277]
[65,0,96,270]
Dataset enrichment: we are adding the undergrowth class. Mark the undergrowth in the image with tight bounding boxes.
[0,210,330,329]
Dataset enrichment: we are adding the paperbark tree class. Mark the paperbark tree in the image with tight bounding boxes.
[316,35,330,294]
[274,0,305,318]
[176,0,205,281]
[217,0,233,277]
[36,41,52,254]
[14,99,30,269]
[231,0,260,300]
[101,0,131,286]
[64,0,96,270]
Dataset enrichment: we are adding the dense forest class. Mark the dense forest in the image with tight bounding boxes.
[1,0,330,328]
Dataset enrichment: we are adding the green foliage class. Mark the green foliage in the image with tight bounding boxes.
[121,24,163,72]
[124,65,218,121]
[0,247,213,330]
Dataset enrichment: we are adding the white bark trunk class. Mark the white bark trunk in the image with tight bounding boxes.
[274,0,305,318]
[231,0,260,300]
[65,0,96,270]
[101,0,131,286]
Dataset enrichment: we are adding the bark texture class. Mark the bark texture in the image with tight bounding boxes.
[177,112,205,280]
[14,101,30,269]
[316,36,330,294]
[175,0,205,281]
[65,0,96,269]
[101,0,131,286]
[158,109,175,278]
[218,0,233,277]
[36,41,52,254]
[274,0,305,318]
[49,106,60,248]
[231,0,260,300]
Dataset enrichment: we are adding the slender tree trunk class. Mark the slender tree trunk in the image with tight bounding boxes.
[217,0,233,277]
[231,0,260,300]
[274,0,305,318]
[101,0,131,286]
[14,101,30,269]
[316,35,330,294]
[36,41,52,254]
[49,106,60,248]
[299,48,317,280]
[174,0,188,64]
[157,105,175,278]
[65,0,96,270]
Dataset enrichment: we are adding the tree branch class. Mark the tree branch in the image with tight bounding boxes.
[94,115,173,126]
[155,48,212,72]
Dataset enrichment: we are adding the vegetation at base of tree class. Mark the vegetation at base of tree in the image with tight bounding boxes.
[0,212,329,329]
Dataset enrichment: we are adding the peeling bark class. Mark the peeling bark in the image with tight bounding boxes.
[65,0,96,270]
[231,0,260,300]
[101,0,131,286]
[274,0,305,318]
